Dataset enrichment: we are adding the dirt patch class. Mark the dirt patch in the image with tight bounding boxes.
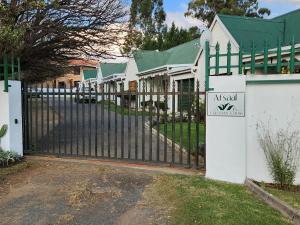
[0,157,290,225]
[68,180,100,209]
[0,161,31,181]
[116,206,156,225]
[0,158,162,225]
[55,214,75,225]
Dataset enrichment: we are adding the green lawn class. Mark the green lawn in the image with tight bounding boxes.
[99,100,153,116]
[265,187,300,212]
[144,174,293,225]
[159,122,205,152]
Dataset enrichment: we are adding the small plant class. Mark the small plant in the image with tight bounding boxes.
[0,149,22,167]
[257,123,300,188]
[0,124,8,138]
[0,124,22,167]
[0,124,8,149]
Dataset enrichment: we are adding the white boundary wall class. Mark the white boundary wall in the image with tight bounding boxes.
[206,75,300,184]
[246,75,300,183]
[0,81,23,156]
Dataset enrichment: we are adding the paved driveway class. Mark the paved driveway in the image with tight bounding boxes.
[28,98,191,166]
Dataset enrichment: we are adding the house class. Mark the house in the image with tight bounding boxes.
[98,62,127,102]
[83,69,97,81]
[133,38,201,112]
[99,62,127,88]
[42,59,98,89]
[98,56,140,106]
[198,8,300,85]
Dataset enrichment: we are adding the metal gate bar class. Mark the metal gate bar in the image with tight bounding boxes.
[22,78,206,169]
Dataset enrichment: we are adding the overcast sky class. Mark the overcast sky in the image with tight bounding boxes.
[163,0,300,29]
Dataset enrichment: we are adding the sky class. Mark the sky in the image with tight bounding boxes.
[162,0,300,29]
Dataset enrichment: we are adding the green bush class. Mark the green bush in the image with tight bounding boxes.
[0,149,22,167]
[0,124,20,167]
[191,99,205,122]
[140,100,153,108]
[258,123,300,188]
[154,101,168,111]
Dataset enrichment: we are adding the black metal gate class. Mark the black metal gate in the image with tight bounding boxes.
[22,78,205,169]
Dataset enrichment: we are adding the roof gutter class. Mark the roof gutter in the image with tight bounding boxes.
[169,67,193,76]
[137,64,193,76]
[102,73,125,82]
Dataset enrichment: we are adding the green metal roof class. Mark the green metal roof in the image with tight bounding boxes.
[83,70,97,80]
[166,38,201,64]
[133,50,168,72]
[100,63,127,78]
[218,9,300,52]
[133,38,200,73]
[272,9,300,45]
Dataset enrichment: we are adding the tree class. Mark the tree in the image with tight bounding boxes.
[160,23,200,50]
[0,0,127,82]
[122,0,166,54]
[185,0,271,26]
[123,0,201,53]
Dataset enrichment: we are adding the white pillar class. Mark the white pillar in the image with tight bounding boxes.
[0,81,23,156]
[205,76,246,184]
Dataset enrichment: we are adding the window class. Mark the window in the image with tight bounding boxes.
[74,81,80,88]
[119,83,124,91]
[178,78,195,112]
[73,66,81,75]
[58,81,65,89]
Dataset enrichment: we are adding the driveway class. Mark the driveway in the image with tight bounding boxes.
[27,98,192,166]
[0,157,291,225]
[0,158,171,225]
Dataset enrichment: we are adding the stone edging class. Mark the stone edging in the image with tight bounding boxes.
[144,122,188,154]
[245,179,300,225]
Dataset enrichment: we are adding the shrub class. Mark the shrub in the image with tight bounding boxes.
[191,99,205,122]
[0,124,21,167]
[154,101,168,111]
[140,100,153,108]
[0,149,22,167]
[257,123,300,188]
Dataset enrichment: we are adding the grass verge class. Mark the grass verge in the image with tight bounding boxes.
[143,175,293,225]
[98,100,154,116]
[0,161,31,181]
[159,122,205,152]
[264,187,300,212]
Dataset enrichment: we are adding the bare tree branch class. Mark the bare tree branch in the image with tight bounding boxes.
[0,0,128,82]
